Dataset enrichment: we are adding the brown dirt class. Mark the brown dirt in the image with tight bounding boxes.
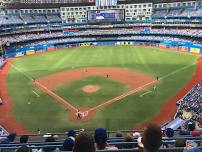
[35,67,156,121]
[82,85,100,93]
[134,56,202,129]
[0,59,31,134]
[0,47,201,133]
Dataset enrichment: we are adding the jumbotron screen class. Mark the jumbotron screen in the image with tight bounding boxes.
[87,9,125,23]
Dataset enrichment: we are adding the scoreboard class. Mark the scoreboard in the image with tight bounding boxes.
[87,9,125,23]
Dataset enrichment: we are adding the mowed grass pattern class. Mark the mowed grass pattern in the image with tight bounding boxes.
[53,76,129,107]
[7,46,197,132]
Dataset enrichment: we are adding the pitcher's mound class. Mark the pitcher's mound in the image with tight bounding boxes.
[82,85,100,93]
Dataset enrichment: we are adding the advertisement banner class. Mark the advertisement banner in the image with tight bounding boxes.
[190,48,200,54]
[116,41,133,45]
[48,47,55,51]
[159,44,166,48]
[15,52,25,57]
[35,50,44,54]
[80,43,94,47]
[26,50,35,56]
[179,46,188,52]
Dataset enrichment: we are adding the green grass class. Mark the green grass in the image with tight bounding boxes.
[53,76,129,107]
[7,46,197,132]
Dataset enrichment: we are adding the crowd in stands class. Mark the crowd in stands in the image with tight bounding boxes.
[0,32,64,44]
[0,123,201,152]
[150,29,202,37]
[0,57,5,69]
[0,15,62,25]
[176,81,202,123]
[24,37,96,46]
[118,36,196,43]
[0,28,201,46]
[3,35,195,48]
[0,16,23,25]
[153,5,202,17]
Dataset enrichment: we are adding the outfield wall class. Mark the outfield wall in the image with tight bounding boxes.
[3,41,202,58]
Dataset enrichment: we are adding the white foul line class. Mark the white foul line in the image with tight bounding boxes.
[11,64,33,81]
[138,62,197,97]
[34,81,77,111]
[160,62,196,80]
[87,61,197,114]
[10,58,199,117]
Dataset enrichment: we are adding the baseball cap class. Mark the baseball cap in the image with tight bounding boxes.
[94,128,107,143]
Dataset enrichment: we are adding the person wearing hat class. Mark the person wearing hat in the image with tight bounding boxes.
[163,128,175,148]
[67,130,76,141]
[59,130,76,151]
[62,137,75,151]
[94,128,117,150]
[188,122,196,131]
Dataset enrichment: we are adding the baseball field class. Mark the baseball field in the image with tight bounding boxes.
[0,45,200,133]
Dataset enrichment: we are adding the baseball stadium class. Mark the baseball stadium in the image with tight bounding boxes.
[0,0,202,151]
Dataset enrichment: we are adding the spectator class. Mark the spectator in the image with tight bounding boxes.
[37,136,59,152]
[62,137,74,151]
[142,124,162,152]
[60,130,76,151]
[175,139,186,147]
[16,135,32,152]
[163,128,175,148]
[67,130,76,140]
[94,128,117,150]
[115,131,123,138]
[165,128,174,138]
[0,133,16,152]
[123,133,135,149]
[16,146,31,152]
[0,133,16,144]
[20,135,29,143]
[188,122,195,131]
[115,132,123,149]
[184,140,200,152]
[73,132,95,152]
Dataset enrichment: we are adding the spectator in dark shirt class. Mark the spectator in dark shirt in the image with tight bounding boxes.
[73,132,95,152]
[142,124,162,152]
[17,135,32,152]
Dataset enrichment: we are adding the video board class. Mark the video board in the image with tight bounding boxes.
[87,9,125,23]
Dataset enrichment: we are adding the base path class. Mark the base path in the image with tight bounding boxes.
[1,56,201,133]
[134,56,202,129]
[35,67,156,121]
[0,59,31,134]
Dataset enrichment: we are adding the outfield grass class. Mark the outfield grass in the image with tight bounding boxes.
[7,46,197,132]
[53,76,129,107]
